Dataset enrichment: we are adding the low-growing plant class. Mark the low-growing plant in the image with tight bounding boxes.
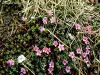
[0,0,100,75]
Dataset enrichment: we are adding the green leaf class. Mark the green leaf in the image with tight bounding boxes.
[26,62,34,68]
[56,62,60,68]
[48,39,53,46]
[95,40,100,46]
[31,26,36,32]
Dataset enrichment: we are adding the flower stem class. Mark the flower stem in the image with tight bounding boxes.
[22,63,35,75]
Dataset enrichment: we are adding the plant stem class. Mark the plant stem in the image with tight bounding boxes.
[22,63,35,75]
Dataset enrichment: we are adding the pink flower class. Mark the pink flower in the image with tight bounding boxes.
[20,68,26,74]
[84,57,89,63]
[33,46,39,51]
[86,45,90,50]
[72,58,76,62]
[46,48,51,54]
[43,17,47,24]
[20,73,23,75]
[62,60,68,65]
[49,61,54,68]
[88,16,92,21]
[6,59,14,66]
[58,20,62,25]
[91,0,95,3]
[65,66,71,73]
[47,10,53,16]
[43,47,51,54]
[53,40,58,47]
[83,37,88,42]
[75,24,81,29]
[22,17,27,21]
[82,52,87,58]
[85,49,90,55]
[40,26,45,32]
[58,44,64,51]
[43,47,47,53]
[69,52,75,58]
[48,67,53,74]
[36,50,42,56]
[83,37,89,44]
[34,8,38,13]
[50,17,56,23]
[84,26,92,34]
[76,48,82,54]
[87,26,92,34]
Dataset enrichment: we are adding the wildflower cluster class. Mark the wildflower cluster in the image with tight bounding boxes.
[3,6,99,75]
